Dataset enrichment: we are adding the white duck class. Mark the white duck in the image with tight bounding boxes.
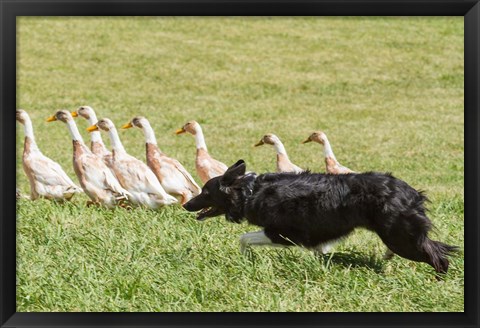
[16,109,82,200]
[71,106,112,167]
[302,131,354,174]
[122,116,201,204]
[46,110,131,208]
[175,120,228,184]
[254,134,303,173]
[88,118,178,208]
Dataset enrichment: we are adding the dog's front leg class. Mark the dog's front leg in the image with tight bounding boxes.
[240,230,283,254]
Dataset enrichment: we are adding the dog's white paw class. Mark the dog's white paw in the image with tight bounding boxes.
[320,244,333,254]
[239,230,275,254]
[313,242,334,255]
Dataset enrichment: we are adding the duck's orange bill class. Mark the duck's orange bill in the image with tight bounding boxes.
[121,122,133,129]
[46,116,57,122]
[175,128,186,135]
[71,111,78,117]
[87,125,99,132]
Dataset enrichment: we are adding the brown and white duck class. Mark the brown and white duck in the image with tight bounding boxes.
[17,109,82,200]
[302,131,354,174]
[88,118,178,208]
[46,110,130,208]
[254,134,303,173]
[175,120,228,184]
[122,116,201,204]
[71,106,112,167]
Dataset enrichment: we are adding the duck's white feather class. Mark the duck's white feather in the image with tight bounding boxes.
[24,151,82,199]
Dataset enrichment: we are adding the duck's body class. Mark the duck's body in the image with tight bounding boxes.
[195,148,228,184]
[302,131,354,174]
[72,106,113,168]
[176,121,228,184]
[17,109,82,201]
[255,134,303,173]
[123,117,201,204]
[47,110,130,208]
[90,118,177,208]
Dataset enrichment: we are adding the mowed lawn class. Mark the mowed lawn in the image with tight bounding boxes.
[16,17,464,312]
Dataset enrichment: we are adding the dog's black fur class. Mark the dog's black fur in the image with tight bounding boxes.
[184,160,458,274]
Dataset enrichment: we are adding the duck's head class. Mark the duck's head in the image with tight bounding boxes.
[87,118,115,133]
[302,131,327,145]
[71,106,94,120]
[16,109,30,124]
[254,133,280,147]
[121,116,148,130]
[46,109,73,123]
[175,120,199,135]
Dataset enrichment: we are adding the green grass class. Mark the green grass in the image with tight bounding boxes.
[16,17,464,312]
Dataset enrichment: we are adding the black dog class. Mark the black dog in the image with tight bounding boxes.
[184,160,457,274]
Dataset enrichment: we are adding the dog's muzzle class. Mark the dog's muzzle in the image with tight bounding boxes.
[183,202,223,221]
[196,207,219,221]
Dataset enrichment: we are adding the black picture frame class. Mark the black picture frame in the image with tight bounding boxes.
[1,1,478,327]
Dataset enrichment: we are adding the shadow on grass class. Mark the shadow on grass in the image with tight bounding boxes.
[318,251,385,274]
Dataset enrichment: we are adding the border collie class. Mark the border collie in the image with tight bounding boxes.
[183,160,457,275]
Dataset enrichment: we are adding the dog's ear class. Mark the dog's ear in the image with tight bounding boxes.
[221,160,247,187]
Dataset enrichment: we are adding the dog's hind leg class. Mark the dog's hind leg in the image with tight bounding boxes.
[240,230,286,254]
[382,236,457,274]
[313,241,336,255]
[383,248,395,260]
[377,214,457,274]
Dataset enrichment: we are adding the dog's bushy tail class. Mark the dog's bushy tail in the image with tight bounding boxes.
[422,238,459,274]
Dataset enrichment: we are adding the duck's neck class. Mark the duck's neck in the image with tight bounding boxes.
[86,112,104,145]
[273,140,288,157]
[66,120,85,143]
[322,137,338,162]
[194,126,208,151]
[141,121,158,145]
[22,120,39,151]
[107,127,126,153]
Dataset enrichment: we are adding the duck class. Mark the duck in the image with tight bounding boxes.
[88,118,178,208]
[254,134,303,173]
[122,116,201,204]
[46,110,131,208]
[16,109,82,200]
[175,120,228,184]
[71,106,112,167]
[302,131,354,174]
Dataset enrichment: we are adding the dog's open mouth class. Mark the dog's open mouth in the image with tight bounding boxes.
[196,207,222,221]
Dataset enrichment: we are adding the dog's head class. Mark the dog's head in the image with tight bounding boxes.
[183,160,248,223]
